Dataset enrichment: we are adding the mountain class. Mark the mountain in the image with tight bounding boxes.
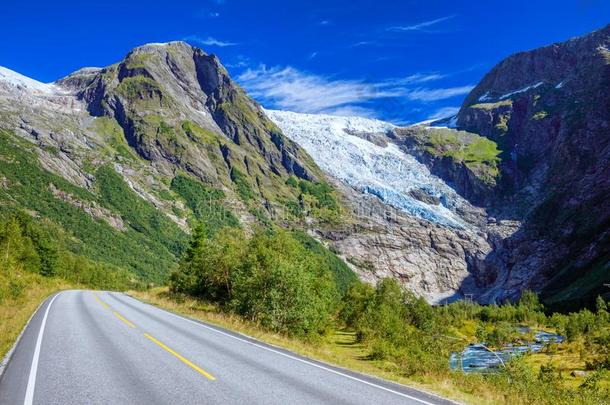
[0,42,338,283]
[0,26,607,309]
[453,24,610,309]
[269,25,610,309]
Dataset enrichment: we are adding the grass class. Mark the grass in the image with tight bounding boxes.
[0,130,185,282]
[116,75,162,102]
[424,128,502,183]
[90,116,138,160]
[170,173,239,234]
[0,273,71,359]
[532,111,549,120]
[128,288,519,405]
[230,167,254,201]
[181,121,222,145]
[469,100,513,110]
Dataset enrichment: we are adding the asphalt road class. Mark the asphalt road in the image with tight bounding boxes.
[0,290,456,405]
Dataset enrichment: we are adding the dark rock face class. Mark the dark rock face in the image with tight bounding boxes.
[393,127,496,206]
[454,25,610,309]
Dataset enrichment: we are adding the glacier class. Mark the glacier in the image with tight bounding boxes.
[265,109,469,228]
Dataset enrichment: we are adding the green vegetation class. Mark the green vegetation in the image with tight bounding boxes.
[285,176,342,222]
[116,75,162,102]
[125,53,152,70]
[470,99,513,110]
[181,121,221,144]
[170,173,239,234]
[167,219,610,404]
[96,165,188,258]
[230,167,254,201]
[424,128,502,182]
[290,230,358,295]
[533,111,549,120]
[0,130,187,281]
[170,226,342,337]
[91,116,137,160]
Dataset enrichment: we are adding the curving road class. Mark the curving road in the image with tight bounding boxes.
[0,290,455,405]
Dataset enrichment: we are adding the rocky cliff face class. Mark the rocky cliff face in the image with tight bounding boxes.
[453,25,610,309]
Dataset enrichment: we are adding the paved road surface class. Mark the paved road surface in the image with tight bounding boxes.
[0,290,455,405]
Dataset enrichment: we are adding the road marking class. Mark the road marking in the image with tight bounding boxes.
[93,292,109,310]
[143,333,216,381]
[135,296,439,405]
[113,311,136,328]
[24,293,61,405]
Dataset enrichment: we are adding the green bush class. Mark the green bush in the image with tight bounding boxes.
[170,174,239,235]
[170,226,340,337]
[230,167,254,201]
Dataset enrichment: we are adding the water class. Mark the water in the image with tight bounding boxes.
[450,330,565,373]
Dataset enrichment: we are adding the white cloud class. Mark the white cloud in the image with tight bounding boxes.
[319,20,330,25]
[183,35,238,47]
[308,51,318,60]
[406,85,474,101]
[350,40,377,47]
[237,65,472,118]
[388,15,455,32]
[237,66,386,114]
[427,106,460,120]
[394,73,446,85]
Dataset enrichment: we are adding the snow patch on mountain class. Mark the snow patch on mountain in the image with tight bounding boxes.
[266,109,468,228]
[0,66,57,94]
[499,81,544,99]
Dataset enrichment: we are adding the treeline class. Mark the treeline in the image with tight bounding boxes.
[170,226,343,337]
[0,212,135,303]
[170,223,610,404]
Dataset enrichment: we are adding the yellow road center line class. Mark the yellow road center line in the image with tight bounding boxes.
[143,333,216,381]
[113,311,136,328]
[93,293,109,310]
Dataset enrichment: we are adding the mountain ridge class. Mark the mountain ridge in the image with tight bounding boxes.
[0,29,608,309]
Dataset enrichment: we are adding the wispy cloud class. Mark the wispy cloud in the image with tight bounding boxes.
[395,73,446,85]
[388,15,455,32]
[308,52,318,60]
[350,40,378,47]
[319,20,330,25]
[427,106,460,120]
[183,35,238,47]
[237,65,471,118]
[405,85,474,101]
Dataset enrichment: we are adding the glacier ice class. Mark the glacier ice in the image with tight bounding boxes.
[265,109,469,228]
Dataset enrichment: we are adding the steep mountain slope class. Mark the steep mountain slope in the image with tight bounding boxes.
[0,42,339,283]
[453,24,610,309]
[269,25,609,309]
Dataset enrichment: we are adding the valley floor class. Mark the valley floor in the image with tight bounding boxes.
[130,288,609,405]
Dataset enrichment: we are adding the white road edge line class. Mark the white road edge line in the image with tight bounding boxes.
[23,292,61,405]
[118,293,439,405]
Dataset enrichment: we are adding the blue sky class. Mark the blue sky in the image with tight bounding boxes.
[1,1,609,124]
